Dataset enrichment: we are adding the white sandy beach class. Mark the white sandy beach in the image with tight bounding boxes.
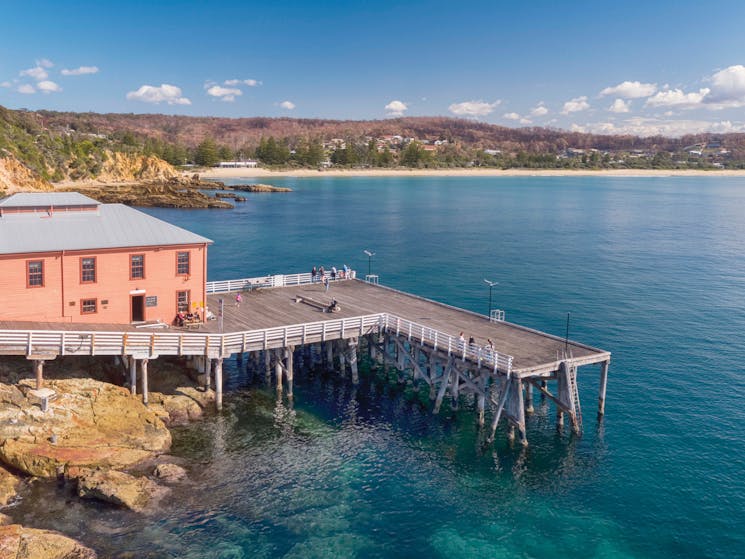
[199,167,745,179]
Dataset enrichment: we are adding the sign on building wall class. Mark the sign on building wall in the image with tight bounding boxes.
[145,296,158,307]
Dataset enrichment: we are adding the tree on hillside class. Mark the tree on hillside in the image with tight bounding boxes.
[401,142,431,167]
[195,138,220,167]
[255,137,290,165]
[218,145,234,162]
[293,138,325,167]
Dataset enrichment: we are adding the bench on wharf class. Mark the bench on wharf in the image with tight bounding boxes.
[294,294,341,313]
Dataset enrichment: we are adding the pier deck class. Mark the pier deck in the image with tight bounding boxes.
[204,280,608,376]
[0,279,607,376]
[0,274,611,444]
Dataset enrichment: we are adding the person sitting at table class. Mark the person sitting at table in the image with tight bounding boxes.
[175,311,186,327]
[185,311,195,322]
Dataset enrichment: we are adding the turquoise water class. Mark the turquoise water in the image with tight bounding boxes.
[10,176,745,557]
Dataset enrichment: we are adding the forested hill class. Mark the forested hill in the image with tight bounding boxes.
[0,105,178,192]
[32,110,745,156]
[4,104,745,178]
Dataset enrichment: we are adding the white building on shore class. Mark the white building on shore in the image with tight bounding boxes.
[218,160,258,168]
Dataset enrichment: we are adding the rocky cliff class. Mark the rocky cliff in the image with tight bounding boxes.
[0,153,52,195]
[94,151,179,183]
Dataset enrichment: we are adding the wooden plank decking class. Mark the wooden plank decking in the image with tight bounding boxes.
[203,280,607,374]
[1,279,608,375]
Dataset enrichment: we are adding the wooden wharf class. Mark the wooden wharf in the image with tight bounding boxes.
[0,272,610,446]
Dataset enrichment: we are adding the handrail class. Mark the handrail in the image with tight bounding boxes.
[206,269,357,294]
[0,313,513,375]
[379,314,513,374]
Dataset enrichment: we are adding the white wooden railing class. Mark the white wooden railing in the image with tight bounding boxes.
[0,314,513,374]
[206,270,356,294]
[381,315,513,373]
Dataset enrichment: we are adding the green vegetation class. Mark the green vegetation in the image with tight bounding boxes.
[1,105,742,183]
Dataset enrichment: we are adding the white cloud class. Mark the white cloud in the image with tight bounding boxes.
[0,81,11,88]
[639,65,745,111]
[206,85,242,102]
[575,117,745,137]
[705,64,745,108]
[37,58,54,69]
[519,118,532,125]
[20,66,48,81]
[644,88,709,108]
[126,84,191,105]
[279,100,296,110]
[599,81,657,98]
[224,78,260,87]
[503,112,520,120]
[384,100,408,116]
[608,98,630,113]
[448,100,500,117]
[37,80,61,93]
[17,84,35,94]
[561,96,590,114]
[530,104,549,117]
[61,66,99,76]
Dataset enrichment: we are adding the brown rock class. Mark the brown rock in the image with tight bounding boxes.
[150,394,204,426]
[96,151,178,183]
[0,379,171,478]
[75,468,166,512]
[0,467,20,507]
[153,463,187,482]
[231,183,292,192]
[0,524,96,559]
[0,153,52,194]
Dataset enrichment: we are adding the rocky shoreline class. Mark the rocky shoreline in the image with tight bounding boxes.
[0,356,216,558]
[56,175,292,209]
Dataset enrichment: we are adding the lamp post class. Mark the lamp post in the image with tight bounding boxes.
[363,250,375,276]
[483,279,498,317]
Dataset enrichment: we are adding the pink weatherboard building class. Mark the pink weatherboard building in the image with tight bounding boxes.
[0,192,212,324]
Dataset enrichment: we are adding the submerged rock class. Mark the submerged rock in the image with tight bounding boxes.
[0,524,96,559]
[73,468,167,512]
[0,379,171,478]
[230,183,292,192]
[153,463,187,482]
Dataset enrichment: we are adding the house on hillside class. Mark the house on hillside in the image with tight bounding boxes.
[0,192,212,324]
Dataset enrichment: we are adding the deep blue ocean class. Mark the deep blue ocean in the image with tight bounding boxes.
[10,176,745,558]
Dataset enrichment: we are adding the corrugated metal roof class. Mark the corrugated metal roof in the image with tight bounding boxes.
[0,192,99,207]
[0,203,212,254]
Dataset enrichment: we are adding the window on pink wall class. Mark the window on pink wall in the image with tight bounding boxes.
[27,260,44,287]
[81,257,96,283]
[131,254,145,279]
[177,251,190,275]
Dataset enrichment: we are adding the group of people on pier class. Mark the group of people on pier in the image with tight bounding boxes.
[311,264,352,292]
[459,331,495,358]
[311,264,351,282]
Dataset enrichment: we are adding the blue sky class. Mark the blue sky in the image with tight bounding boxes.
[2,0,745,136]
